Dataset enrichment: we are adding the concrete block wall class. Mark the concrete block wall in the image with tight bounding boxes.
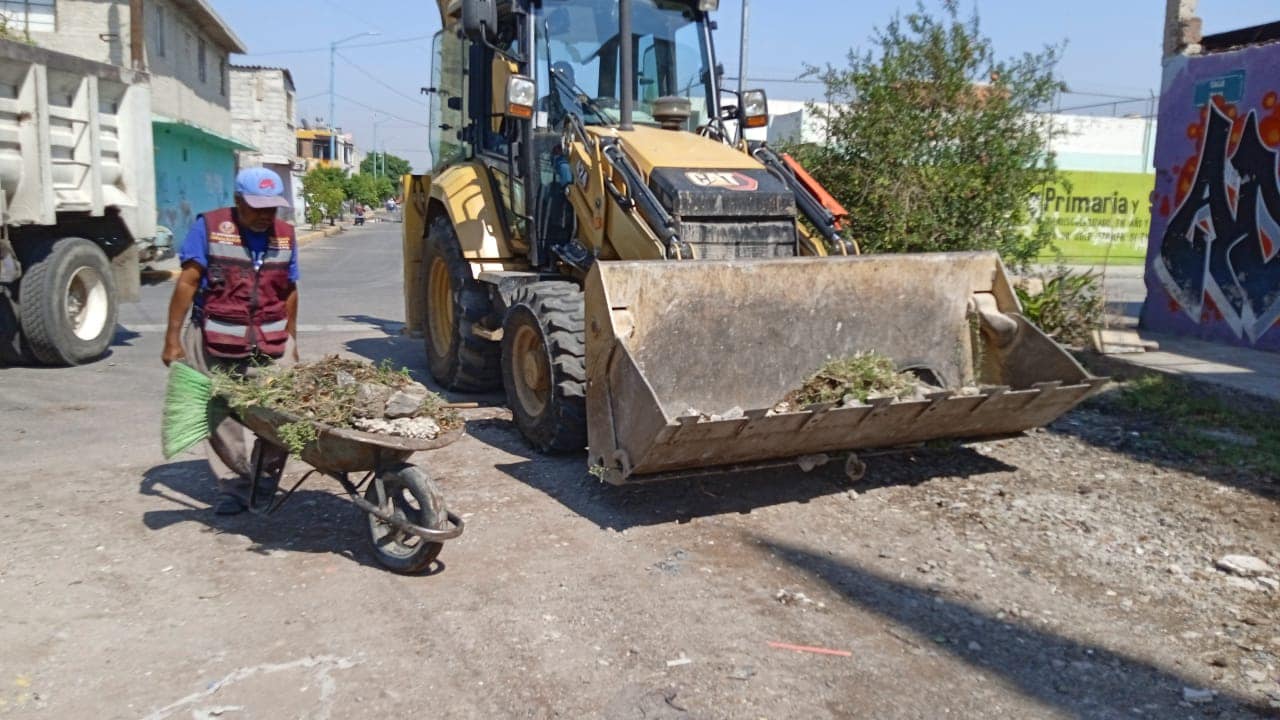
[230,67,296,164]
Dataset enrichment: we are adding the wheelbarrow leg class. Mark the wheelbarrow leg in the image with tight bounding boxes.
[246,438,303,516]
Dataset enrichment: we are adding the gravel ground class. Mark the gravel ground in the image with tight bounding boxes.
[1,382,1276,719]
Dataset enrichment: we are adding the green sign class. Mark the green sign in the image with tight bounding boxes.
[1033,171,1154,264]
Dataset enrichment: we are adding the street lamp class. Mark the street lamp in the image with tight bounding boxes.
[329,31,379,167]
[372,115,393,177]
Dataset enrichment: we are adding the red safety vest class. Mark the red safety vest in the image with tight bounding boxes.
[199,208,296,359]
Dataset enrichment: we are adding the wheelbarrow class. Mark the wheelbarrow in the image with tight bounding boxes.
[236,405,465,574]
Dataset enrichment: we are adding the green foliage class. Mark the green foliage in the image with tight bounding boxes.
[344,173,381,207]
[788,352,916,406]
[1015,267,1103,347]
[790,1,1065,266]
[1111,375,1279,474]
[276,421,319,456]
[360,152,413,180]
[375,176,398,202]
[301,166,347,225]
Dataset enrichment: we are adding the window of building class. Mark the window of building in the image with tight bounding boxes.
[0,0,55,34]
[197,37,207,83]
[155,4,165,57]
[219,59,226,96]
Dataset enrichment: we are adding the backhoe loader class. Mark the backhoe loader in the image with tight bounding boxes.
[403,0,1104,483]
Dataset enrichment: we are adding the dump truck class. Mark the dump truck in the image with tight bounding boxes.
[0,39,156,366]
[403,0,1104,483]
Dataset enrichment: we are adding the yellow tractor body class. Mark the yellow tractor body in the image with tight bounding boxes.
[403,0,1102,483]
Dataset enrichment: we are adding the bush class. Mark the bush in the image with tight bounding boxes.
[301,167,346,226]
[1015,267,1103,347]
[790,1,1065,267]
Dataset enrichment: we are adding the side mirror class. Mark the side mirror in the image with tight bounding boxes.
[740,89,769,129]
[461,0,498,44]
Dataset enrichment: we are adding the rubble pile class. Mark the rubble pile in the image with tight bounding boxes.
[214,356,461,441]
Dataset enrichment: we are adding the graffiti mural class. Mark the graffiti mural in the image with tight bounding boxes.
[1142,44,1280,351]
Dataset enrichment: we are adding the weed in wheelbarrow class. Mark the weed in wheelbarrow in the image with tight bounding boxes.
[213,356,461,455]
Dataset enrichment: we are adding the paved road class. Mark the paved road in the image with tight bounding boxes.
[2,228,1276,718]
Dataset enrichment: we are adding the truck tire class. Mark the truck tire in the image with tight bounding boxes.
[422,216,501,391]
[0,290,33,365]
[19,237,117,365]
[501,281,587,453]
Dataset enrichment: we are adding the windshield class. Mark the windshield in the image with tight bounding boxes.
[535,0,714,129]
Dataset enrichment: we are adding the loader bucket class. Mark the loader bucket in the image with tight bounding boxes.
[583,251,1106,483]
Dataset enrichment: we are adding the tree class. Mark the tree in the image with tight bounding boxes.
[344,173,381,208]
[301,167,346,226]
[790,1,1064,266]
[360,152,412,180]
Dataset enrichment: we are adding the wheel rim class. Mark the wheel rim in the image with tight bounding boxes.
[426,257,455,360]
[511,322,550,418]
[368,477,425,559]
[65,266,109,341]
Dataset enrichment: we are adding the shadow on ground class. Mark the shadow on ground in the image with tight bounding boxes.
[339,314,405,336]
[1047,387,1278,501]
[139,459,442,574]
[760,536,1275,718]
[474,414,1015,531]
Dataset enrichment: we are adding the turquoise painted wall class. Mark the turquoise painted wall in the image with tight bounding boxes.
[153,124,237,243]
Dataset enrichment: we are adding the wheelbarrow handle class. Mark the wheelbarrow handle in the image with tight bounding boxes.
[350,494,466,542]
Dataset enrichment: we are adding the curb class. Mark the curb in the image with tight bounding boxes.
[139,224,351,283]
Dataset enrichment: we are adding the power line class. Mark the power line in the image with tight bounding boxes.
[239,34,434,58]
[337,51,429,107]
[334,93,429,128]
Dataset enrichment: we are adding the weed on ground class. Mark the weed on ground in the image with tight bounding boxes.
[1098,374,1279,474]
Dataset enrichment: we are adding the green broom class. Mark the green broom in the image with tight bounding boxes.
[162,362,229,458]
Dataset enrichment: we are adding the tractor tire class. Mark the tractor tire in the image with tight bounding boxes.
[18,237,117,366]
[501,281,588,453]
[422,216,501,391]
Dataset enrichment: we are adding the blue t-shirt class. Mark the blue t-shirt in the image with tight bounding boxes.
[178,216,301,284]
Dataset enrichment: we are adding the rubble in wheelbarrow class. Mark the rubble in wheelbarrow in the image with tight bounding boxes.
[214,356,462,442]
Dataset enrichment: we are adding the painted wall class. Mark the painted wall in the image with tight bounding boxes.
[153,124,235,242]
[1141,43,1280,352]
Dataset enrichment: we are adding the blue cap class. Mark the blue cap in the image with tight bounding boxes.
[235,167,290,209]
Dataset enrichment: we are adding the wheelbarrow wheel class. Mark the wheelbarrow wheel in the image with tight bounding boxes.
[364,463,447,574]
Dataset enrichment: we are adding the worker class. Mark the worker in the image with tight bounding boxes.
[161,167,300,515]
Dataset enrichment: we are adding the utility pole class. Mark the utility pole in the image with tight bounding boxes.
[737,0,750,98]
[129,0,145,71]
[329,32,378,167]
[372,115,392,178]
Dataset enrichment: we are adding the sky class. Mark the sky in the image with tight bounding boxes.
[211,0,1278,173]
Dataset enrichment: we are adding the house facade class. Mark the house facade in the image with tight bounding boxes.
[230,65,303,220]
[15,0,253,241]
[297,126,361,174]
